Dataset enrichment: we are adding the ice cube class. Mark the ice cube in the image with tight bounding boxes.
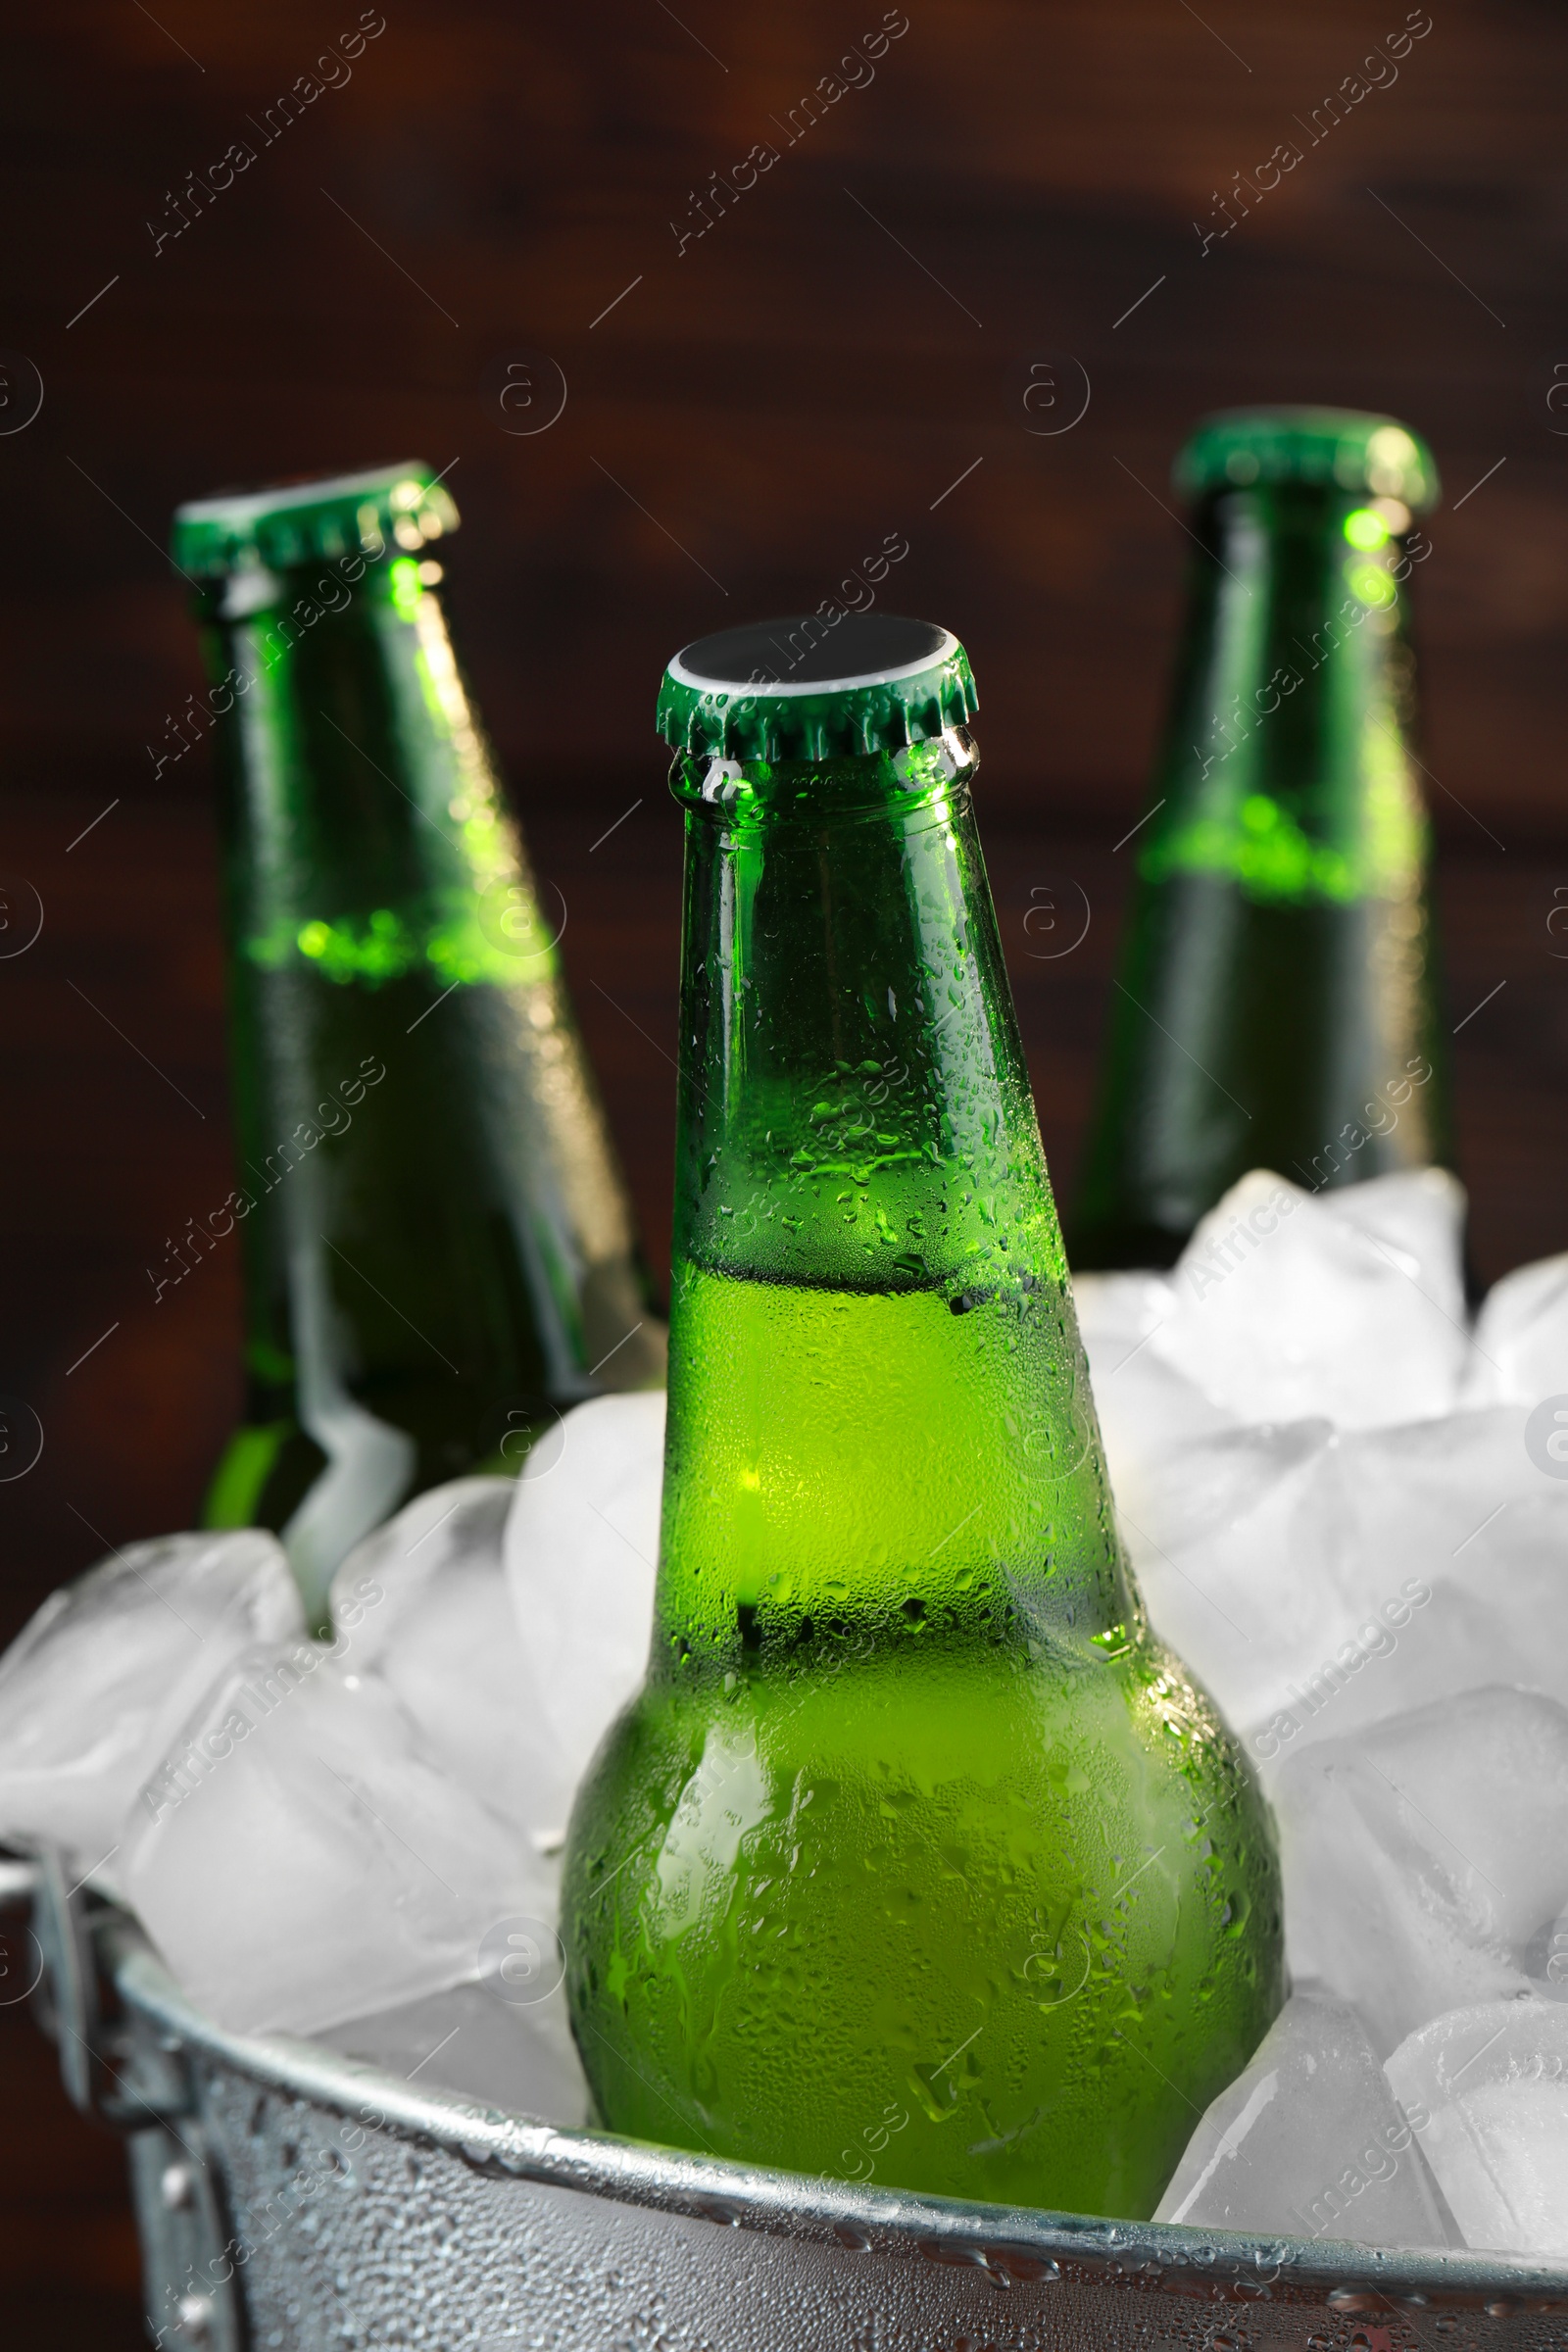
[1075,1267,1239,1508]
[1265,1408,1568,1746]
[1113,1412,1340,1750]
[1072,1269,1175,1382]
[1116,1389,1568,1774]
[327,1479,558,1842]
[1272,1689,1568,2055]
[323,1976,589,2127]
[0,1530,303,1880]
[503,1391,663,1823]
[1077,1175,1568,1774]
[1386,2000,1568,2258]
[1317,1163,1469,1285]
[1154,1988,1453,2247]
[120,1641,551,2037]
[1464,1252,1568,1410]
[1151,1169,1469,1431]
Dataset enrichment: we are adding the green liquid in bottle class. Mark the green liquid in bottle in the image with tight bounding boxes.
[574,1262,1276,2213]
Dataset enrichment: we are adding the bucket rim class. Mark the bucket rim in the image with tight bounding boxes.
[109,1920,1568,2319]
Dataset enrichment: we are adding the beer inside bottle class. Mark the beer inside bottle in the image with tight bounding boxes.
[172,465,662,1621]
[1071,408,1454,1272]
[563,613,1282,2218]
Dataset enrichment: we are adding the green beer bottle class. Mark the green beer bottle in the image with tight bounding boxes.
[563,614,1281,2218]
[172,464,662,1622]
[1071,408,1453,1271]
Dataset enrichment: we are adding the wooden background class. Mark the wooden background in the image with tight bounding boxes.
[3,1,1566,2337]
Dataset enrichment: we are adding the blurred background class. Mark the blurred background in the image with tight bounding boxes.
[1,1,1564,2334]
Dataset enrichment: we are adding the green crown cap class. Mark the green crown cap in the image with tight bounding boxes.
[1174,407,1440,513]
[658,613,978,763]
[172,461,459,578]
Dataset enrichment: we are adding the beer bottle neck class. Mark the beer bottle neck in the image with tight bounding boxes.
[1146,481,1429,908]
[657,731,1131,1676]
[670,729,1056,1290]
[203,552,543,986]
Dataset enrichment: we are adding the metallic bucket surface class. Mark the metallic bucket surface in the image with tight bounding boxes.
[93,1918,1568,2352]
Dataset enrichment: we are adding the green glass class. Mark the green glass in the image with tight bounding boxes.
[175,466,662,1622]
[564,625,1282,2220]
[1070,409,1454,1272]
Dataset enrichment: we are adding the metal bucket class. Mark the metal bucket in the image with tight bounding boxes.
[9,1860,1568,2350]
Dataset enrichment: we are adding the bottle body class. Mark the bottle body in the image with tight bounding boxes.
[564,728,1281,2217]
[1071,473,1452,1271]
[194,524,661,1613]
